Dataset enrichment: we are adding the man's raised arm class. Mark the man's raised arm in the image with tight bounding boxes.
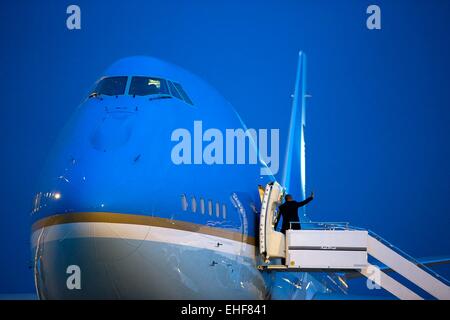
[295,192,314,208]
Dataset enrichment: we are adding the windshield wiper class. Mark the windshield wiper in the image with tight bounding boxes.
[88,92,103,99]
[148,94,173,101]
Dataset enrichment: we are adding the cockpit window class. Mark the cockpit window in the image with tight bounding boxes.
[129,77,169,96]
[167,81,193,105]
[173,82,193,105]
[167,81,182,100]
[90,76,127,96]
[88,75,194,105]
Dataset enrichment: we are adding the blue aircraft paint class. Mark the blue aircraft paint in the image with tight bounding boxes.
[32,57,273,234]
[29,55,350,300]
[2,1,449,299]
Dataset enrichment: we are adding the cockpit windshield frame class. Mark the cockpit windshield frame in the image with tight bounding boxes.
[129,76,169,97]
[88,75,194,106]
[89,76,128,97]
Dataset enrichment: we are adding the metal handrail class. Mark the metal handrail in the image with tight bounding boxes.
[348,225,450,286]
[286,221,450,286]
[289,221,350,230]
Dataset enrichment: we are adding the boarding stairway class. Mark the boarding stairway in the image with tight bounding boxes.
[257,182,450,300]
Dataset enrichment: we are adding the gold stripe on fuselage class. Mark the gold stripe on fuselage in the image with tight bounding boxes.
[31,212,255,246]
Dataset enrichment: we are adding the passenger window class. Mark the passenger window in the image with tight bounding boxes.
[90,76,127,97]
[173,83,193,105]
[191,196,197,213]
[208,200,213,216]
[222,204,227,219]
[181,194,188,211]
[215,202,220,218]
[200,198,205,215]
[129,77,169,96]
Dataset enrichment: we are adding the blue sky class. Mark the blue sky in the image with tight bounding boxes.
[0,0,449,294]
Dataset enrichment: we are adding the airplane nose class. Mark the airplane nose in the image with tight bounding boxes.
[32,217,266,299]
[31,220,234,299]
[32,221,152,299]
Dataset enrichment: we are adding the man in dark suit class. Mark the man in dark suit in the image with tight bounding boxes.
[276,192,314,234]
